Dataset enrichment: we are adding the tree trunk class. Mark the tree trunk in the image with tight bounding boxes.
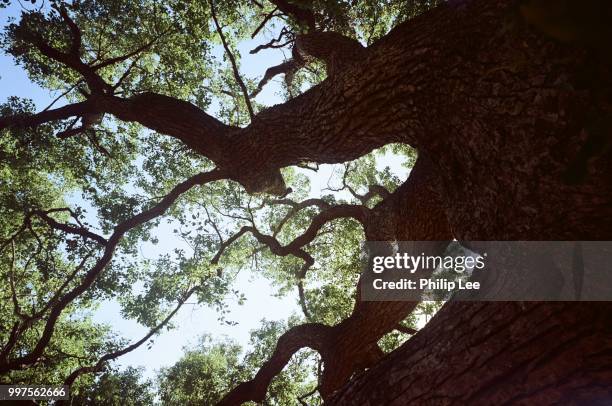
[324,0,612,402]
[328,302,612,405]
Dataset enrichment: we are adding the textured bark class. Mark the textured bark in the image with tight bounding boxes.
[328,302,612,405]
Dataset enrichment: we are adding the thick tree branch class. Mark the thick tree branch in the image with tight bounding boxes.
[57,5,81,57]
[217,323,332,405]
[16,25,110,94]
[0,101,93,131]
[295,31,366,76]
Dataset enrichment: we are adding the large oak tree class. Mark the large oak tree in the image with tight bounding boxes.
[1,0,611,404]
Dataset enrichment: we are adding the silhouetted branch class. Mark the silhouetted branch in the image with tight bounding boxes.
[209,0,254,119]
[61,286,198,389]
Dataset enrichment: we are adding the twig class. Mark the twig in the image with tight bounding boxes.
[209,0,254,120]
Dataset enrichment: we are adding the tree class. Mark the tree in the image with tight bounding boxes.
[158,323,318,405]
[69,367,155,405]
[0,0,611,404]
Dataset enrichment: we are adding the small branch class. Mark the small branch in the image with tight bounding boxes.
[298,386,319,406]
[90,27,171,71]
[203,205,224,244]
[31,250,96,322]
[41,81,81,112]
[327,163,390,204]
[86,129,113,158]
[250,27,291,54]
[269,197,331,237]
[211,226,250,265]
[61,286,198,388]
[111,53,145,91]
[8,241,27,320]
[250,57,303,98]
[30,209,107,245]
[297,279,312,321]
[209,0,254,119]
[251,7,278,39]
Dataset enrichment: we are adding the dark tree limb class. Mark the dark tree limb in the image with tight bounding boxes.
[326,163,391,205]
[395,324,417,335]
[29,208,107,245]
[13,23,110,94]
[294,31,365,76]
[217,323,333,405]
[250,27,291,54]
[57,5,82,57]
[269,197,331,236]
[251,7,279,39]
[250,55,303,98]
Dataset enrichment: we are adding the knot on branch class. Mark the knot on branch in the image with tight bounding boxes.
[295,32,366,76]
[232,167,288,196]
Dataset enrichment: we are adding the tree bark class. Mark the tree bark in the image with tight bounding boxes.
[328,302,612,405]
